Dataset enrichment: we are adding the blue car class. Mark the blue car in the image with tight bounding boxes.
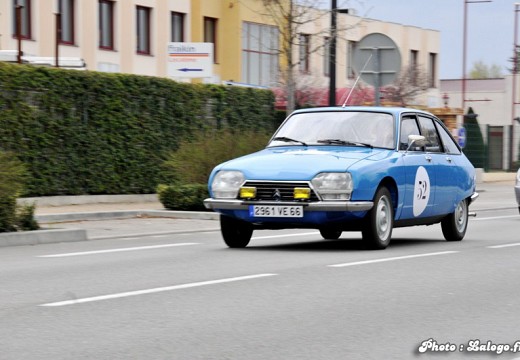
[204,107,478,249]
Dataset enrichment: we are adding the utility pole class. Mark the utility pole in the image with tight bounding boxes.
[328,0,337,106]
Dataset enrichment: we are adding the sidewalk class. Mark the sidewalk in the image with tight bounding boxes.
[2,179,515,247]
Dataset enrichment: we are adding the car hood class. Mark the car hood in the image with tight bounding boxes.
[216,146,387,180]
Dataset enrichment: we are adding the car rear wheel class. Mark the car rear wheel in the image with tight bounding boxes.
[441,198,468,241]
[220,215,253,248]
[362,187,394,250]
[319,228,342,240]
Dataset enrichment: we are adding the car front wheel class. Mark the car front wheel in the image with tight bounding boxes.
[362,187,394,250]
[441,199,468,241]
[220,215,253,248]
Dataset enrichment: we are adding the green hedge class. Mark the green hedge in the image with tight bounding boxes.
[0,62,276,196]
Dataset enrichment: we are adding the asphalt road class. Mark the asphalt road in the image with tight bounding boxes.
[1,205,519,360]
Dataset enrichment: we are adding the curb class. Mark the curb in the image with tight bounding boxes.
[0,228,87,248]
[1,211,220,248]
[91,227,221,241]
[36,210,220,223]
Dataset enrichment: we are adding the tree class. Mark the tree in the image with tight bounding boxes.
[463,107,486,169]
[468,60,503,79]
[381,64,430,106]
[260,0,353,114]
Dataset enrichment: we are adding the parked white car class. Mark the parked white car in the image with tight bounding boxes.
[516,169,520,214]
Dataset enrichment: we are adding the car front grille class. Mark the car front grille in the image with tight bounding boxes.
[242,181,319,201]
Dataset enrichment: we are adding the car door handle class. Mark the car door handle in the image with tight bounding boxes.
[445,156,452,163]
[425,155,432,162]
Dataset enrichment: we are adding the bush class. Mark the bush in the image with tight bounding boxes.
[0,151,27,198]
[15,203,40,231]
[161,129,271,185]
[0,197,17,232]
[0,151,37,233]
[157,184,208,211]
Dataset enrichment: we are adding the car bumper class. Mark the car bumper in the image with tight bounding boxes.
[469,191,479,205]
[515,185,520,205]
[203,199,374,212]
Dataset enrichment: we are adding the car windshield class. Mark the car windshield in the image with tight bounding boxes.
[268,111,395,149]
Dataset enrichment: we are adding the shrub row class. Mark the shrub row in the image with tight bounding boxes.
[0,62,277,197]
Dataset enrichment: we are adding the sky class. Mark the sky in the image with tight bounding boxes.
[342,0,517,79]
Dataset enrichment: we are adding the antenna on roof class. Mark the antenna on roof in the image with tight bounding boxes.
[341,54,372,108]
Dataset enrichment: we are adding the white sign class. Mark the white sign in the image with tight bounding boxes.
[458,127,467,148]
[167,42,213,78]
[413,166,430,217]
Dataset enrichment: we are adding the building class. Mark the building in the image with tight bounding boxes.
[441,77,519,170]
[0,0,440,106]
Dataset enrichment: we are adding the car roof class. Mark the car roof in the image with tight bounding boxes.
[290,106,435,117]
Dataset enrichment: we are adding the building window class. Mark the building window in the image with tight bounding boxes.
[171,12,185,42]
[410,50,418,85]
[410,50,418,69]
[324,37,330,76]
[241,21,279,87]
[299,34,310,73]
[59,0,74,44]
[429,52,437,88]
[347,41,356,79]
[99,0,114,50]
[204,17,217,63]
[137,6,151,55]
[12,0,31,39]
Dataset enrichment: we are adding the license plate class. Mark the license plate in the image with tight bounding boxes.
[249,205,303,218]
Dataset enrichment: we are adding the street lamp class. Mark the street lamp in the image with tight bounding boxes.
[511,3,520,171]
[328,0,349,106]
[15,2,23,64]
[462,0,492,112]
[55,0,62,68]
[443,93,450,108]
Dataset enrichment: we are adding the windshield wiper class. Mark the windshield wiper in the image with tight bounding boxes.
[272,136,308,146]
[317,139,373,148]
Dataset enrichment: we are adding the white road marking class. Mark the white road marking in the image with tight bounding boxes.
[472,215,518,221]
[487,243,520,249]
[328,251,459,268]
[39,273,278,307]
[37,243,199,258]
[253,231,320,240]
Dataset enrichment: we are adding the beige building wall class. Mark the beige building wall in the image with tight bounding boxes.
[0,1,440,106]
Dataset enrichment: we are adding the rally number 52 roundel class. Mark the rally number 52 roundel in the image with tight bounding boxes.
[413,166,430,217]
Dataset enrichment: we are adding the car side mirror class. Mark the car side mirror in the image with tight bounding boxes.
[406,135,426,152]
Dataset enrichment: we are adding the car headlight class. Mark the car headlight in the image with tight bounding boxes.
[311,172,353,200]
[211,171,245,199]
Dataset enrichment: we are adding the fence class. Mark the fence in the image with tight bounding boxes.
[470,124,520,171]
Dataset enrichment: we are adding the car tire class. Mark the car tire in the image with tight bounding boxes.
[441,198,468,241]
[319,228,342,240]
[220,215,253,248]
[362,187,394,250]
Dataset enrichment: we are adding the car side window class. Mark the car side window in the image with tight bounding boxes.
[399,116,421,151]
[435,121,461,155]
[418,116,441,153]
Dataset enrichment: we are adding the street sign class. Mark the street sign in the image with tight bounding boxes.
[352,33,401,88]
[167,42,213,78]
[458,127,467,148]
